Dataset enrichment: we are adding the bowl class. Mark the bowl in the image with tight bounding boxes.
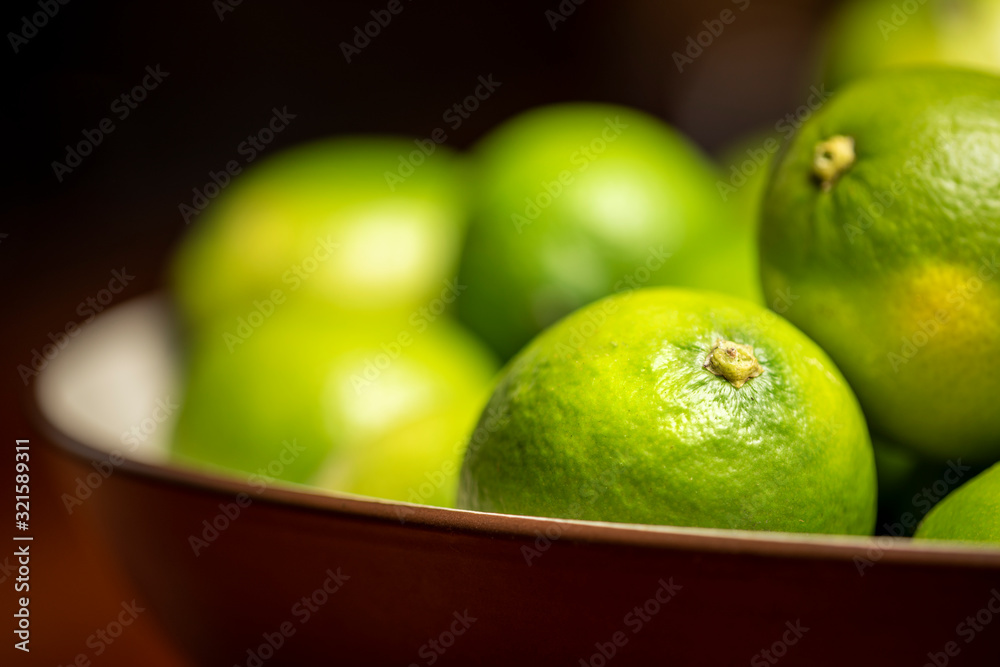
[36,294,1000,665]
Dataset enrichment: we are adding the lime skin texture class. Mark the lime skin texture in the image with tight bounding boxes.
[458,287,876,535]
[760,67,1000,464]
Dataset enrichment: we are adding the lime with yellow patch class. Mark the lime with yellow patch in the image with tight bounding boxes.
[915,462,1000,544]
[760,67,1000,463]
[457,288,876,534]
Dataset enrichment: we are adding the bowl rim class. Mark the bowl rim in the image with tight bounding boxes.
[32,393,1000,571]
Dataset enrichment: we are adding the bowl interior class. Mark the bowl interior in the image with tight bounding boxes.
[36,294,180,465]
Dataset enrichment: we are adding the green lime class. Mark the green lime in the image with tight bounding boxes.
[457,288,876,534]
[821,0,1000,90]
[171,136,468,330]
[315,392,486,507]
[457,103,759,361]
[715,131,781,306]
[171,304,497,497]
[760,67,1000,463]
[914,462,1000,544]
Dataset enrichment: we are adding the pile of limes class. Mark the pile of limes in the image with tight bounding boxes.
[169,104,761,509]
[170,10,1000,545]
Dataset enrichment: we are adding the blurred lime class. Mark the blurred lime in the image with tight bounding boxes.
[171,304,497,499]
[171,136,469,329]
[315,391,486,507]
[821,0,1000,89]
[457,103,759,361]
[716,132,781,306]
[760,68,1000,463]
[458,288,876,534]
[914,462,1000,544]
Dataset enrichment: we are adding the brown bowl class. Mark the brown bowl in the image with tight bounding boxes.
[36,295,1000,666]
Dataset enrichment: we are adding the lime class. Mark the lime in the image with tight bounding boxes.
[760,67,1000,463]
[457,103,759,361]
[171,304,497,497]
[821,0,1000,90]
[715,132,781,306]
[457,288,876,534]
[914,462,1000,544]
[171,136,469,329]
[315,392,486,507]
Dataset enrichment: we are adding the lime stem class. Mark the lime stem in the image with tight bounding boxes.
[812,135,855,192]
[704,339,763,389]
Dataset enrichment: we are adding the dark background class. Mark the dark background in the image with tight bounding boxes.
[2,0,838,664]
